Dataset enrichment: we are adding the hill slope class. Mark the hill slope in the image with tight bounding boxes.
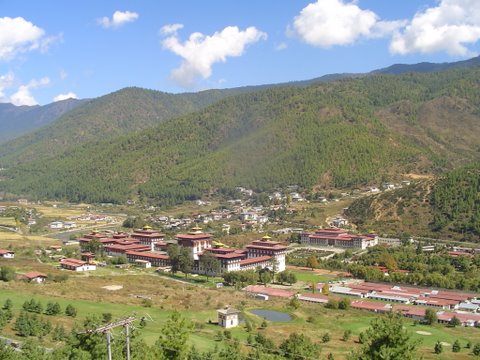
[0,87,254,165]
[346,164,480,241]
[0,99,86,143]
[3,56,480,166]
[1,67,480,205]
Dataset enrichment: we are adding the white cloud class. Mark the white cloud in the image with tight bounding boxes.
[390,0,480,56]
[160,23,184,35]
[53,92,78,102]
[10,77,50,106]
[162,26,267,88]
[0,71,14,101]
[290,0,403,47]
[99,10,139,29]
[0,17,59,60]
[275,42,288,51]
[59,69,67,80]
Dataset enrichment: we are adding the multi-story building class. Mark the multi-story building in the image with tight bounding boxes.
[131,225,166,251]
[301,228,377,249]
[245,235,287,272]
[176,226,213,260]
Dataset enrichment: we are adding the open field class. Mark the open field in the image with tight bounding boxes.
[0,217,16,227]
[0,273,479,358]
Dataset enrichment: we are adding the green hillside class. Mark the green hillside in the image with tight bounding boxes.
[346,163,480,241]
[1,68,480,206]
[0,87,250,165]
[0,98,86,143]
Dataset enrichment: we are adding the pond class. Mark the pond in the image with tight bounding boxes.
[250,309,292,322]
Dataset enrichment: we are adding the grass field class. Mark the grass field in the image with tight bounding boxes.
[0,217,17,227]
[0,275,479,359]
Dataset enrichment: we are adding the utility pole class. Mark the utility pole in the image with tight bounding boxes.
[86,316,136,360]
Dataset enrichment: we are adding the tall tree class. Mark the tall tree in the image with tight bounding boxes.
[199,251,220,280]
[350,313,419,360]
[306,256,318,270]
[279,333,321,360]
[167,244,181,274]
[155,311,192,360]
[179,247,193,278]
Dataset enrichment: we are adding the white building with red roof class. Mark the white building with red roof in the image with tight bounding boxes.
[301,228,378,249]
[245,235,287,271]
[23,271,47,283]
[131,225,166,251]
[60,258,96,271]
[176,226,213,260]
[0,249,14,259]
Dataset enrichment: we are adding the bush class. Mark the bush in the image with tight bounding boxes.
[0,266,15,282]
[452,340,461,353]
[342,329,352,341]
[65,304,77,317]
[322,333,331,343]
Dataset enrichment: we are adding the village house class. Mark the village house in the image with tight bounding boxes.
[0,249,15,259]
[49,221,64,229]
[217,308,241,328]
[60,258,96,271]
[23,271,47,283]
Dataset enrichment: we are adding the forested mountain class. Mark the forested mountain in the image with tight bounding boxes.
[2,56,480,166]
[346,163,480,241]
[0,87,257,165]
[1,67,480,206]
[373,55,480,75]
[0,98,86,143]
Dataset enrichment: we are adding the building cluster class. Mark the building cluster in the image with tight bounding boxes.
[301,227,378,250]
[329,282,479,313]
[68,214,113,222]
[76,226,287,276]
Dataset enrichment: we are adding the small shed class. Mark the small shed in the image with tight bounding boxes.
[217,308,241,328]
[134,259,151,268]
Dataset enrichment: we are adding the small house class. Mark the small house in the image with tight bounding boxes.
[217,308,240,328]
[0,249,15,259]
[24,272,47,283]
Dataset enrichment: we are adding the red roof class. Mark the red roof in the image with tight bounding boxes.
[104,244,151,252]
[126,251,169,260]
[24,271,47,279]
[243,285,295,298]
[60,258,87,267]
[437,312,480,323]
[240,256,272,266]
[298,293,330,301]
[176,234,212,240]
[246,244,287,251]
[393,305,427,317]
[352,300,392,312]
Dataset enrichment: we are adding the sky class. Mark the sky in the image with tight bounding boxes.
[1,0,479,106]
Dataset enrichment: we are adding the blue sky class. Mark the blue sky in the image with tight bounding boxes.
[1,0,479,105]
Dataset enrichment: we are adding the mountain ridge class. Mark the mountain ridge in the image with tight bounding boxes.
[0,98,87,143]
[1,67,480,205]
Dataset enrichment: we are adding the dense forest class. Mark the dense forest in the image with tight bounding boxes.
[0,87,254,166]
[347,163,480,240]
[1,67,480,205]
